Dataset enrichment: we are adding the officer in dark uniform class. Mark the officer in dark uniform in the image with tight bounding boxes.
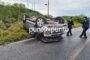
[80,16,89,39]
[67,18,74,36]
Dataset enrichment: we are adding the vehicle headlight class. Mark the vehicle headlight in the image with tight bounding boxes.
[43,31,50,37]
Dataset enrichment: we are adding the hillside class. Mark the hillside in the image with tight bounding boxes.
[0,3,43,45]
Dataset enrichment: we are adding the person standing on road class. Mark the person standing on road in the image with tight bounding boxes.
[80,16,89,39]
[67,18,74,36]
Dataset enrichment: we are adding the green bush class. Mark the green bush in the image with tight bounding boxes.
[73,22,82,28]
[0,21,7,30]
[0,3,43,45]
[0,21,30,45]
[72,16,84,23]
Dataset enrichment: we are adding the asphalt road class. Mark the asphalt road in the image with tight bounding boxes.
[0,28,90,60]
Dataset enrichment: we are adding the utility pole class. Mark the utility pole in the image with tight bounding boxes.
[31,0,35,11]
[45,0,50,17]
[32,3,34,10]
[33,0,35,11]
[27,0,29,8]
[47,0,50,17]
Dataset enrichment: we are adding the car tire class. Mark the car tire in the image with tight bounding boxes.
[35,17,47,27]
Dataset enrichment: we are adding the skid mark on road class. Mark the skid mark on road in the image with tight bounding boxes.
[68,39,89,60]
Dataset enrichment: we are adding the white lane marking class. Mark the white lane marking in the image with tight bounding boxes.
[68,39,89,60]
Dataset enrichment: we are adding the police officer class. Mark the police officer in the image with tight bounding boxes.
[67,18,74,36]
[80,16,89,39]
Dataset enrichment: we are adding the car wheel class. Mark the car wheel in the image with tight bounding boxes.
[55,17,64,24]
[36,17,46,27]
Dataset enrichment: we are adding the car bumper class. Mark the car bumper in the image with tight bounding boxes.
[43,33,64,38]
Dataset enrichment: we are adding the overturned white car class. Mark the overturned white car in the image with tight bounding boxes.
[23,15,67,43]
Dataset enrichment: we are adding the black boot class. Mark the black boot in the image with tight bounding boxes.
[67,33,69,36]
[84,37,87,39]
[79,35,82,38]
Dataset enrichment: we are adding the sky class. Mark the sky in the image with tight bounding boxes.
[0,0,90,17]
